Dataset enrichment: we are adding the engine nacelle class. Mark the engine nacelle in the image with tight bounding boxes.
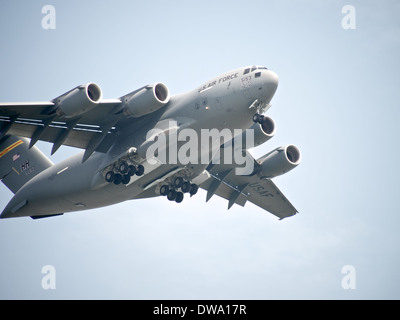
[54,83,102,118]
[122,83,170,118]
[257,145,301,178]
[253,116,276,147]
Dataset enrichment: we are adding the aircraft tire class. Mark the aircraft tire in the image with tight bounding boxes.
[252,113,260,123]
[167,189,176,201]
[253,113,265,123]
[160,185,169,196]
[128,165,136,176]
[190,184,199,196]
[136,164,144,176]
[113,174,122,185]
[105,171,115,182]
[175,192,184,203]
[118,161,129,174]
[122,174,131,185]
[173,176,184,188]
[181,181,191,193]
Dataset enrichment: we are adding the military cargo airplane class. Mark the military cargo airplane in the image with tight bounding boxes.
[0,66,301,220]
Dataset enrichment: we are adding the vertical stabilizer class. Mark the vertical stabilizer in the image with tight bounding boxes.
[0,135,53,194]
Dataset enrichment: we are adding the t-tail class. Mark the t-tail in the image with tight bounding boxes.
[0,135,53,194]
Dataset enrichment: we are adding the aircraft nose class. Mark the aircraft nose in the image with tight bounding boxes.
[259,70,279,102]
[265,70,279,93]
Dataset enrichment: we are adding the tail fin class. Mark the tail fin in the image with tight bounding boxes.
[0,135,53,194]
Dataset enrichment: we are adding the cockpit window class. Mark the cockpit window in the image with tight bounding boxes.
[243,66,268,75]
[255,72,261,78]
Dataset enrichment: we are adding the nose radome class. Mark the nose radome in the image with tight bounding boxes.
[259,70,279,102]
[266,70,279,90]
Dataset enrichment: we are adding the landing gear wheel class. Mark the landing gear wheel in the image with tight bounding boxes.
[190,184,199,196]
[175,192,184,203]
[136,164,144,176]
[160,185,169,196]
[167,189,177,201]
[181,181,191,193]
[173,176,184,188]
[113,174,122,185]
[252,113,264,123]
[118,161,129,174]
[105,171,115,183]
[121,174,131,185]
[252,113,260,123]
[128,165,136,176]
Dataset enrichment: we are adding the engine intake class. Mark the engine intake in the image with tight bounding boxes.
[257,145,301,178]
[123,83,170,118]
[253,116,275,147]
[55,83,102,118]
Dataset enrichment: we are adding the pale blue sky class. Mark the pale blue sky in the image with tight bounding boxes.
[0,0,399,299]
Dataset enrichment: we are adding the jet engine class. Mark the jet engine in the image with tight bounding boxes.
[54,83,102,118]
[253,116,275,147]
[122,83,170,118]
[257,144,301,178]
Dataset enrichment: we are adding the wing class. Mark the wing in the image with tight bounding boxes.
[0,83,170,161]
[0,100,122,156]
[0,85,150,163]
[200,154,298,219]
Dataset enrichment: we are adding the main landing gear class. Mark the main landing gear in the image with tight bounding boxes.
[105,161,145,185]
[159,176,199,203]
